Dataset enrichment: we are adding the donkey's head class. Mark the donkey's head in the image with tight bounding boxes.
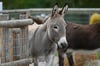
[45,3,68,48]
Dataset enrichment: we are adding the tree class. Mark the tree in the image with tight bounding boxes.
[2,0,100,9]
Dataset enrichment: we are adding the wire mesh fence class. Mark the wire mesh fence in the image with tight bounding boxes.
[0,13,33,66]
[0,8,99,66]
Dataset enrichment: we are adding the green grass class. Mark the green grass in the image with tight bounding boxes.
[97,52,100,59]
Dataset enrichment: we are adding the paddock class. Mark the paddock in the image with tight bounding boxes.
[0,8,100,66]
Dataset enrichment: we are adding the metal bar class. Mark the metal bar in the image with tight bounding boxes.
[0,8,100,14]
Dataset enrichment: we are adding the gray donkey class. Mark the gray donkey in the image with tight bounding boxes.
[30,3,68,66]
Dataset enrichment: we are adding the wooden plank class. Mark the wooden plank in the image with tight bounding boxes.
[0,19,33,28]
[0,14,9,63]
[9,29,17,62]
[0,58,32,66]
[0,28,5,63]
[1,28,9,63]
[8,29,14,62]
[0,28,3,64]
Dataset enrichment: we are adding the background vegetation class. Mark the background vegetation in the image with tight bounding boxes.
[0,0,100,9]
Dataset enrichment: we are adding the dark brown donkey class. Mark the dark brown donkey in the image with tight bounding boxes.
[58,22,100,66]
[65,22,100,66]
[57,22,100,66]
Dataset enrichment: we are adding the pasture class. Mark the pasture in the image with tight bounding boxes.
[0,8,100,66]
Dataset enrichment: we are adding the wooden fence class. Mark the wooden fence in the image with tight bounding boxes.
[0,14,33,66]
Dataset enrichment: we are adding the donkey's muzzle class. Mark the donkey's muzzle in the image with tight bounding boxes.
[61,42,68,51]
[58,37,68,51]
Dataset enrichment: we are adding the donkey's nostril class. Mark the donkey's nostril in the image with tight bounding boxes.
[61,43,65,47]
[58,42,68,52]
[61,43,68,48]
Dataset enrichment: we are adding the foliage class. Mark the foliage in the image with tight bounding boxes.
[1,0,100,9]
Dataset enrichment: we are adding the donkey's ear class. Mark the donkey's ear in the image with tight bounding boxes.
[51,3,59,17]
[28,16,44,24]
[59,3,68,16]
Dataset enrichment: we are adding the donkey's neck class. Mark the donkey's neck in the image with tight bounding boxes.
[40,21,48,31]
[42,30,55,45]
[38,30,57,55]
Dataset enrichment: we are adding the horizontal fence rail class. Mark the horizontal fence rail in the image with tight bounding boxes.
[0,8,100,14]
[0,19,33,28]
[0,58,32,66]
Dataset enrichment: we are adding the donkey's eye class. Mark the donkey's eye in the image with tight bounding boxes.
[54,26,58,29]
[53,25,59,31]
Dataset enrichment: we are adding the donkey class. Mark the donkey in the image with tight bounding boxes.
[29,16,68,66]
[58,22,100,66]
[29,3,68,66]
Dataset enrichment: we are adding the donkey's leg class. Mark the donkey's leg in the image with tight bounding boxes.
[33,57,39,66]
[46,54,55,66]
[58,44,67,66]
[58,53,64,66]
[58,50,64,66]
[67,52,74,66]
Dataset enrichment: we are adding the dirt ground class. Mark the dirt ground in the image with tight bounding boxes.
[29,53,98,66]
[64,53,98,66]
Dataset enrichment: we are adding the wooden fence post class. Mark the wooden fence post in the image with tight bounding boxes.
[9,29,14,62]
[3,28,9,63]
[0,14,9,63]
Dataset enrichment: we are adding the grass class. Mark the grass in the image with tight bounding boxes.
[97,52,100,59]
